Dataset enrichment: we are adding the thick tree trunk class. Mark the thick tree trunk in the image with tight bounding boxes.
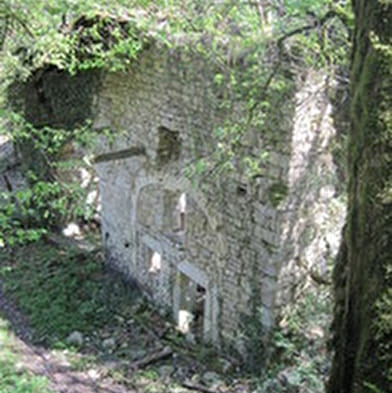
[328,1,392,393]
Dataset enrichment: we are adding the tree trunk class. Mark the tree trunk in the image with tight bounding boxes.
[328,1,392,393]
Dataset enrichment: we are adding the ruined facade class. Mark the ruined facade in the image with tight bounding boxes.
[9,45,346,351]
[92,48,346,348]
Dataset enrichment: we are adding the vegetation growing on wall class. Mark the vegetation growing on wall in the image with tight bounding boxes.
[0,110,101,246]
[0,1,390,392]
[0,0,353,245]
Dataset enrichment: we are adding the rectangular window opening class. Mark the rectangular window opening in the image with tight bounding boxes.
[175,193,186,232]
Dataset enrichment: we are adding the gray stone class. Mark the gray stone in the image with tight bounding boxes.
[158,365,175,378]
[185,332,196,345]
[66,331,84,347]
[131,349,147,360]
[102,337,116,350]
[202,371,224,387]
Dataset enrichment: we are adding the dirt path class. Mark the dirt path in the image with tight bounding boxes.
[0,282,135,393]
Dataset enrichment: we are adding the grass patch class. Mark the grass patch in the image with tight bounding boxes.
[0,318,53,393]
[0,240,140,346]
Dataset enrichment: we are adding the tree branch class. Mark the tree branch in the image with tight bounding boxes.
[1,3,35,38]
[276,10,351,49]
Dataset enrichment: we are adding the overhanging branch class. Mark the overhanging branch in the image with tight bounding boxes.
[276,10,352,49]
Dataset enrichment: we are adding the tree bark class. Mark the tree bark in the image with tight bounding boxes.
[328,1,392,393]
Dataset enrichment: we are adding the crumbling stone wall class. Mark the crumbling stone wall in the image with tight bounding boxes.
[92,48,346,349]
[10,45,346,353]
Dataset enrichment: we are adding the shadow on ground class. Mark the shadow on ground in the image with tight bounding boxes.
[0,239,246,393]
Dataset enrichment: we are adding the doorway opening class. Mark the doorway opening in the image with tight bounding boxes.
[176,272,206,340]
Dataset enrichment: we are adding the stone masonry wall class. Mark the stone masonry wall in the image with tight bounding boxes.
[12,45,346,352]
[92,48,346,349]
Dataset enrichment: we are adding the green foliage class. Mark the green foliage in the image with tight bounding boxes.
[6,111,96,155]
[0,242,140,345]
[268,182,289,207]
[0,1,150,82]
[0,1,353,99]
[363,382,387,393]
[155,0,352,181]
[0,177,91,247]
[0,0,353,154]
[0,319,53,393]
[66,14,145,74]
[257,289,332,392]
[374,265,392,385]
[0,0,353,236]
[0,363,53,393]
[0,113,99,247]
[230,309,267,372]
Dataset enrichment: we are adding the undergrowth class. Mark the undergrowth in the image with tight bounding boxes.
[0,318,53,393]
[0,240,334,392]
[0,240,140,346]
[256,288,332,393]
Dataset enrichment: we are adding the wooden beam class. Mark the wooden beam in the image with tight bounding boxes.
[93,146,146,164]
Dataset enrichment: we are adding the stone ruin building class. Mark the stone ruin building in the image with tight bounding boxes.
[6,43,346,352]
